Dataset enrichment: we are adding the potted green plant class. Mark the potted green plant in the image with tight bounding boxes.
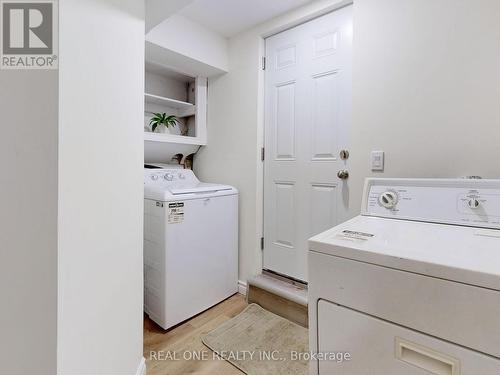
[149,113,179,133]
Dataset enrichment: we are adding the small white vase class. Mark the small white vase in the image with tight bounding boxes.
[157,124,171,134]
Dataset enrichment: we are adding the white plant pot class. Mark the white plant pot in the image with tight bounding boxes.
[157,124,171,134]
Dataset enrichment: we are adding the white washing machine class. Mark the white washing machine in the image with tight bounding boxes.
[309,178,500,374]
[144,168,238,330]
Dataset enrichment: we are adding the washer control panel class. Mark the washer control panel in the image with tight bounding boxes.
[144,169,198,187]
[362,179,500,229]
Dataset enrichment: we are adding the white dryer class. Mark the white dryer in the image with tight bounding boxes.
[309,178,500,374]
[144,168,238,330]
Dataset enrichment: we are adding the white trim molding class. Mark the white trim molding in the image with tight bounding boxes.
[136,357,146,375]
[238,280,247,296]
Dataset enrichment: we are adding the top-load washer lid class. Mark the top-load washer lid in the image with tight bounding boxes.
[169,183,233,195]
[144,169,237,201]
[309,178,500,291]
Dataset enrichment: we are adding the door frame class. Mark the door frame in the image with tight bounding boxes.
[257,1,354,279]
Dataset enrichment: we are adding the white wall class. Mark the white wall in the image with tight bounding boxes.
[349,0,500,212]
[58,1,145,375]
[145,71,189,101]
[0,72,58,375]
[195,0,349,284]
[196,35,263,285]
[146,0,193,32]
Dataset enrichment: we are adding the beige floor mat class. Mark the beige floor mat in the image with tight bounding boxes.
[202,303,308,375]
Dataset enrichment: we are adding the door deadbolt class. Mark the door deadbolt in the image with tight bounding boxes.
[340,150,350,160]
[337,170,349,180]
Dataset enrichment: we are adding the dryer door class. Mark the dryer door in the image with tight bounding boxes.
[316,300,500,374]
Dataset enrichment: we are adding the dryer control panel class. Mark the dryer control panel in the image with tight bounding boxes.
[362,178,500,229]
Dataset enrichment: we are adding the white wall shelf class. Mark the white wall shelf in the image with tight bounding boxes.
[144,132,206,146]
[145,93,195,112]
[144,63,208,162]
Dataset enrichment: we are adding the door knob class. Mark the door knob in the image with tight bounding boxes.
[337,170,349,180]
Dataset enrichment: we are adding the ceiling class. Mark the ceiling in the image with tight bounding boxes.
[178,0,317,38]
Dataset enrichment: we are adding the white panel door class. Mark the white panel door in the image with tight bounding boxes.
[263,6,352,282]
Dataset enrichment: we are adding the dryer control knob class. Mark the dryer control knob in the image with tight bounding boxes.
[468,198,480,209]
[178,173,186,179]
[164,173,174,181]
[379,191,398,209]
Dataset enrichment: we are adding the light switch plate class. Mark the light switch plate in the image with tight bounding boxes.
[371,151,384,171]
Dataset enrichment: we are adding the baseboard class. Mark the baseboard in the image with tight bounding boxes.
[135,357,146,375]
[238,280,247,296]
[248,273,307,306]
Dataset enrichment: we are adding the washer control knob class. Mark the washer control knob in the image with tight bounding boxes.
[379,191,399,209]
[178,173,186,180]
[150,174,159,181]
[164,173,174,181]
[468,198,480,209]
